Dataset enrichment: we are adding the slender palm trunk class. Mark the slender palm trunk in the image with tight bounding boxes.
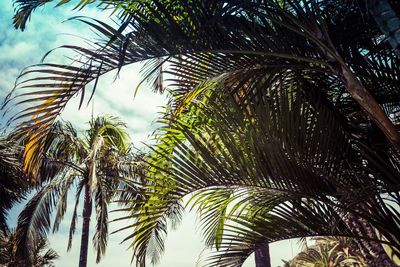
[255,243,271,267]
[79,182,92,267]
[338,64,400,143]
[306,6,400,143]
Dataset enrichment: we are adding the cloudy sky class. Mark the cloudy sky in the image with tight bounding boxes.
[0,3,300,267]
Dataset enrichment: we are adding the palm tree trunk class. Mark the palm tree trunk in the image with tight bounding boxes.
[254,243,271,267]
[338,64,400,143]
[306,7,400,144]
[346,212,396,267]
[79,182,92,267]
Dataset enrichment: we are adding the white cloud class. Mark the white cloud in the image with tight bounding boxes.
[60,63,167,147]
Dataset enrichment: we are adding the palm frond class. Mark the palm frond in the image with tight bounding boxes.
[93,181,109,263]
[116,77,352,263]
[0,228,59,267]
[200,199,353,267]
[12,0,122,31]
[119,66,400,264]
[14,175,74,263]
[0,138,27,232]
[67,178,85,251]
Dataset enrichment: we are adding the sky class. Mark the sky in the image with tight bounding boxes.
[0,3,301,267]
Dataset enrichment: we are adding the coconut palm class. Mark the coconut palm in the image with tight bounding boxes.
[0,227,59,267]
[13,115,135,267]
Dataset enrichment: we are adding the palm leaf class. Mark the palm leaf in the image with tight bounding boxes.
[14,175,74,262]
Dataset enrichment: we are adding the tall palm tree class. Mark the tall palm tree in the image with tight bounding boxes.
[14,115,134,267]
[6,0,400,266]
[0,227,59,267]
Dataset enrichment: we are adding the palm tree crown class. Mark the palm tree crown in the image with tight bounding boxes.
[14,115,134,266]
[0,227,59,267]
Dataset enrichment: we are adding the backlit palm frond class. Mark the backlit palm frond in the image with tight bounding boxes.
[8,0,400,182]
[175,77,358,195]
[32,121,87,185]
[112,152,148,213]
[188,187,238,250]
[13,123,84,258]
[112,197,183,265]
[188,187,301,253]
[137,57,166,95]
[109,0,400,140]
[188,184,377,267]
[118,72,368,264]
[121,60,400,263]
[200,199,353,267]
[13,0,58,31]
[51,175,77,233]
[110,145,182,264]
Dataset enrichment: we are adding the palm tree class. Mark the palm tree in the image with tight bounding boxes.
[14,115,134,267]
[0,138,27,233]
[6,0,400,266]
[283,237,367,267]
[112,86,400,266]
[0,227,59,267]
